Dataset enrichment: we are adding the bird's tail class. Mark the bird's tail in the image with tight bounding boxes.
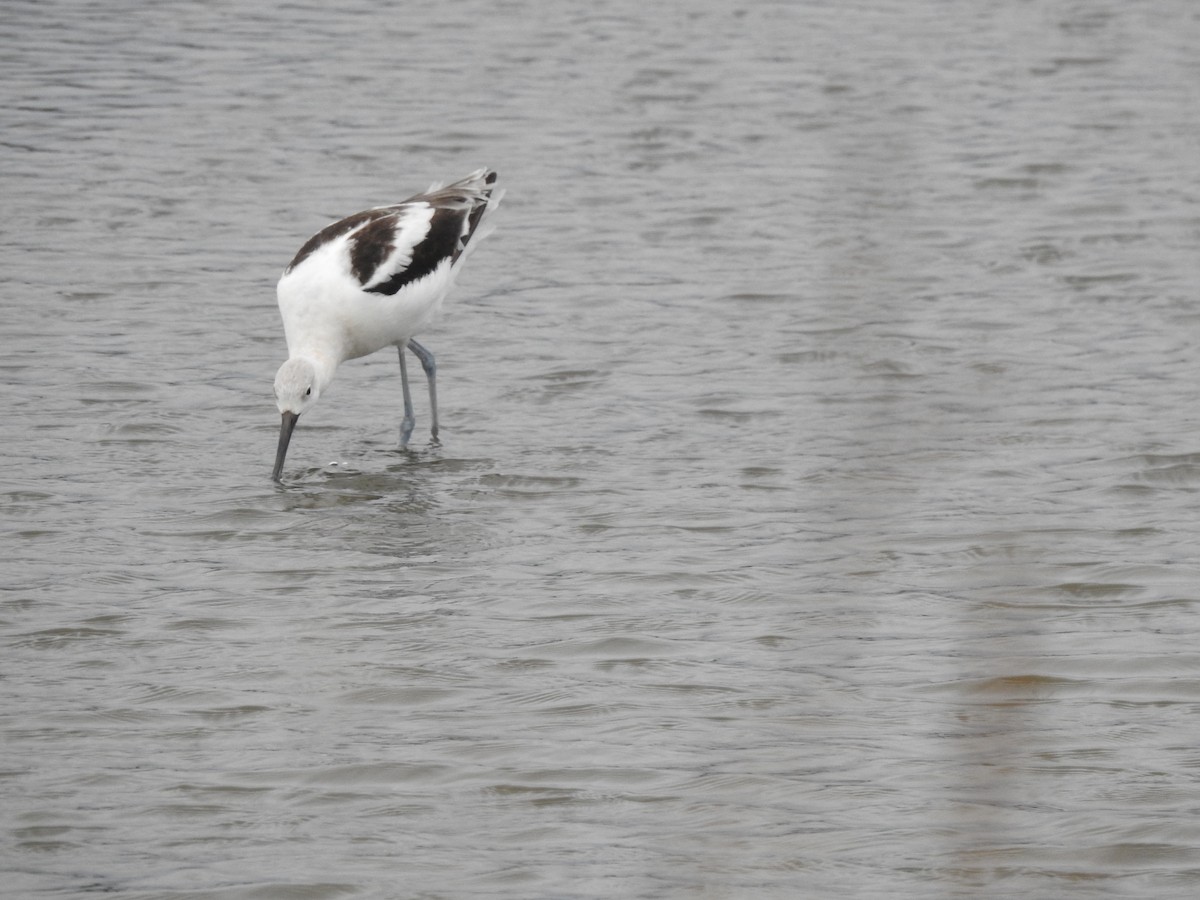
[428,168,503,265]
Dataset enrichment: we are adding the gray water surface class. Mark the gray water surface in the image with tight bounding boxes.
[4,1,1200,897]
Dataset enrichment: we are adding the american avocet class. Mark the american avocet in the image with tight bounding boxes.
[271,168,502,481]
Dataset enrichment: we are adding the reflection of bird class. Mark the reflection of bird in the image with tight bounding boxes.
[270,169,502,481]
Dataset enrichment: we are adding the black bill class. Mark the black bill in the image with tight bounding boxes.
[272,411,299,482]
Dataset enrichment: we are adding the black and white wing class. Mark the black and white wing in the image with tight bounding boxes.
[284,169,500,297]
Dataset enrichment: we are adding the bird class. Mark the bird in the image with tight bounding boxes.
[271,168,502,481]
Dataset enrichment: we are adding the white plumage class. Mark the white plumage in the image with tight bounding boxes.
[271,168,502,481]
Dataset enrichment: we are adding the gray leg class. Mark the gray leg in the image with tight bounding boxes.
[397,345,416,448]
[406,338,439,442]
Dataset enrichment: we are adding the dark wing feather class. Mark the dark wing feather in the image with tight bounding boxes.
[284,208,388,274]
[360,205,466,296]
[283,170,498,295]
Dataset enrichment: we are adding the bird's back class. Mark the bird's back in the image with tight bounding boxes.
[277,169,501,363]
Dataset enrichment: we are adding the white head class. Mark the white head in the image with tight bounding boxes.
[272,357,327,481]
[274,357,321,416]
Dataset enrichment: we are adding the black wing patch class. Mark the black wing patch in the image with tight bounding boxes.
[285,208,383,274]
[361,206,465,297]
[348,214,402,289]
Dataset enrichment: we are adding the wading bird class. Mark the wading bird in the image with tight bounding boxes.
[271,169,502,481]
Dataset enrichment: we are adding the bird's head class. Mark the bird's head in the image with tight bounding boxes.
[274,357,321,417]
[272,357,322,481]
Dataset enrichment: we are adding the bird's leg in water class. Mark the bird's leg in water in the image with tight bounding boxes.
[407,338,439,443]
[397,346,416,448]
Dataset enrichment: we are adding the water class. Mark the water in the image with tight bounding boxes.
[4,0,1200,897]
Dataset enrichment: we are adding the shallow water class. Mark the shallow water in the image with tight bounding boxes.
[4,0,1200,897]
